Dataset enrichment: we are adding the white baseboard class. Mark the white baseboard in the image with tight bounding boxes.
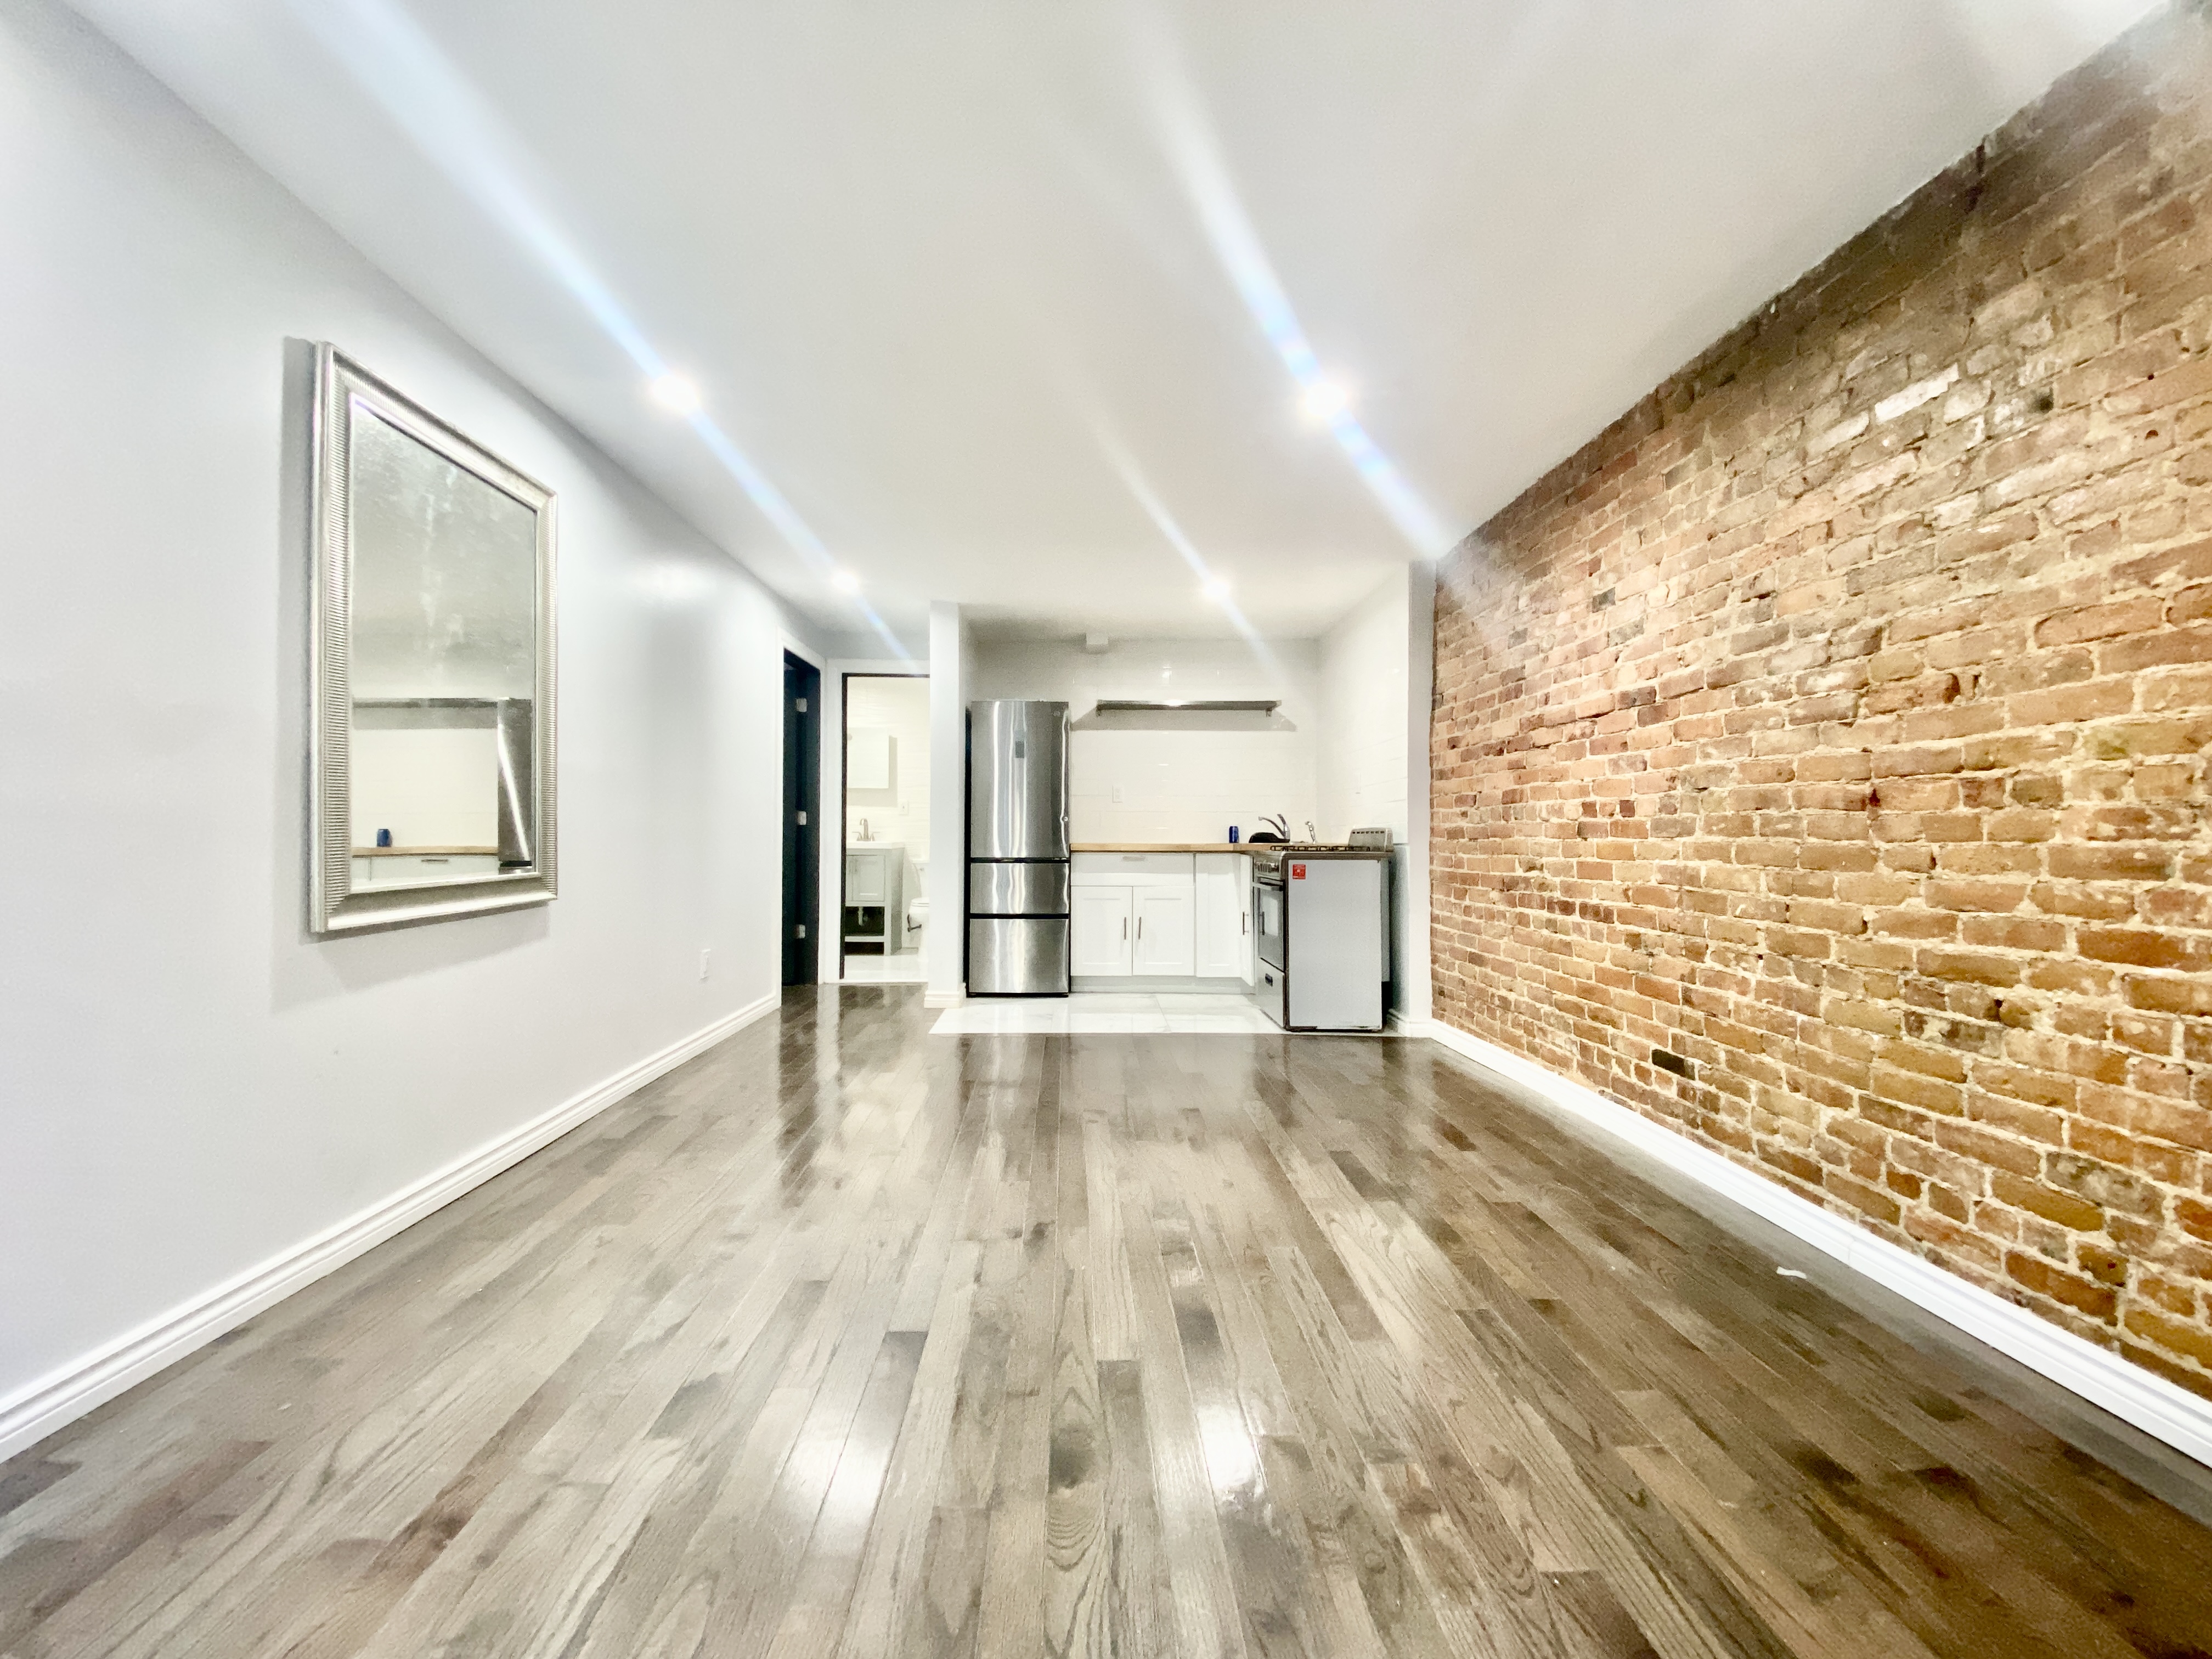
[1424,1019,2212,1471]
[0,990,780,1464]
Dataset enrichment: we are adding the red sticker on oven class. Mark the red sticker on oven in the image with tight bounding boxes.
[1291,863,1306,879]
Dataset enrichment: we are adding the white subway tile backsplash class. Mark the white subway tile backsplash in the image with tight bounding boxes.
[975,639,1318,843]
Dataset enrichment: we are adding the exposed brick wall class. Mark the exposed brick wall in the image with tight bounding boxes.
[1431,2,2212,1400]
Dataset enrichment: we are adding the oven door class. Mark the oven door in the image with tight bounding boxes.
[1254,876,1287,972]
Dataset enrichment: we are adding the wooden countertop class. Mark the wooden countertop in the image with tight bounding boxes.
[1070,842,1260,854]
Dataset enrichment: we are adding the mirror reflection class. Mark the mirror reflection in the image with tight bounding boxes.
[345,406,539,891]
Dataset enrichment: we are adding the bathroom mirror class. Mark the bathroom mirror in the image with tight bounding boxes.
[308,345,557,934]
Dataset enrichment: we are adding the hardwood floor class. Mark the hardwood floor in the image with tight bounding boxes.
[6,985,2212,1657]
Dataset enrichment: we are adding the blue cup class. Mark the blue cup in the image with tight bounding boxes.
[1228,826,1239,843]
[376,827,393,847]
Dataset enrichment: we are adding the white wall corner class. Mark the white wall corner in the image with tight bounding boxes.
[1421,1018,2212,1471]
[1400,562,1436,1028]
[926,603,968,1002]
[0,992,781,1463]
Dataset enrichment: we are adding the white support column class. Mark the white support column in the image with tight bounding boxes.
[1397,561,1436,1032]
[926,602,970,1005]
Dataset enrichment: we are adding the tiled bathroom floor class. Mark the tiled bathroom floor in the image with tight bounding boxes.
[842,950,927,984]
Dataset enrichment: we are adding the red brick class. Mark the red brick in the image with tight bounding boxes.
[1430,1,2212,1404]
[2005,1251,2119,1322]
[2078,928,2210,970]
[2122,1306,2212,1370]
[2035,598,2164,644]
[2103,625,2212,674]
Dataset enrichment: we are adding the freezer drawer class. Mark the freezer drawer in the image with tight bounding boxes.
[968,916,1071,996]
[968,860,1071,916]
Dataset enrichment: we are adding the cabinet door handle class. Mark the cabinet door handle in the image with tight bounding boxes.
[1121,917,1127,940]
[1137,916,1144,939]
[1242,912,1248,934]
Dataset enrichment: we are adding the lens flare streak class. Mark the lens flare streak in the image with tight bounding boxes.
[290,0,914,660]
[1097,426,1289,684]
[1144,38,1453,558]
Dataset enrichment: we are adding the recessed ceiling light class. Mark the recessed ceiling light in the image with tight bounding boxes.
[1299,380,1350,422]
[650,374,701,413]
[1200,577,1232,601]
[830,569,861,594]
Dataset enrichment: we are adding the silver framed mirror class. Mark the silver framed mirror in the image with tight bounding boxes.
[308,345,557,934]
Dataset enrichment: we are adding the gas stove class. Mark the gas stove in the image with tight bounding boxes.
[1246,843,1387,877]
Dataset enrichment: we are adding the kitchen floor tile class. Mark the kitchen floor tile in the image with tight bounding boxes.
[1164,1012,1276,1033]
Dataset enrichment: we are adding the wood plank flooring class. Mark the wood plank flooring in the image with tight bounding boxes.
[5,985,2212,1657]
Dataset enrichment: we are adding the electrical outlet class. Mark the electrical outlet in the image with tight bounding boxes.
[1111,784,1124,804]
[698,948,712,980]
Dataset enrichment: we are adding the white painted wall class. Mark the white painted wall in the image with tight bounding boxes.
[1315,567,1433,1022]
[926,604,971,1002]
[1317,578,1411,843]
[0,3,823,1446]
[972,638,1320,844]
[1403,565,1435,1026]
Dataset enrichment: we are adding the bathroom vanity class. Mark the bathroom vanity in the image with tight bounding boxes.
[843,843,912,953]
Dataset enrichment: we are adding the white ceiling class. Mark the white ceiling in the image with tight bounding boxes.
[76,0,2157,647]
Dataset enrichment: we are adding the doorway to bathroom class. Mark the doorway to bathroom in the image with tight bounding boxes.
[840,672,930,983]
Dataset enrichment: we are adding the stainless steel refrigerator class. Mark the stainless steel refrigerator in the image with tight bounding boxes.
[967,700,1070,996]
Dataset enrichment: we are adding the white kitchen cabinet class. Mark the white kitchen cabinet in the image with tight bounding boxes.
[1193,854,1251,981]
[1071,887,1133,976]
[1070,850,1251,984]
[1132,884,1195,975]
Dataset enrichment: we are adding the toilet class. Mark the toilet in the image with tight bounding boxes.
[905,856,928,946]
